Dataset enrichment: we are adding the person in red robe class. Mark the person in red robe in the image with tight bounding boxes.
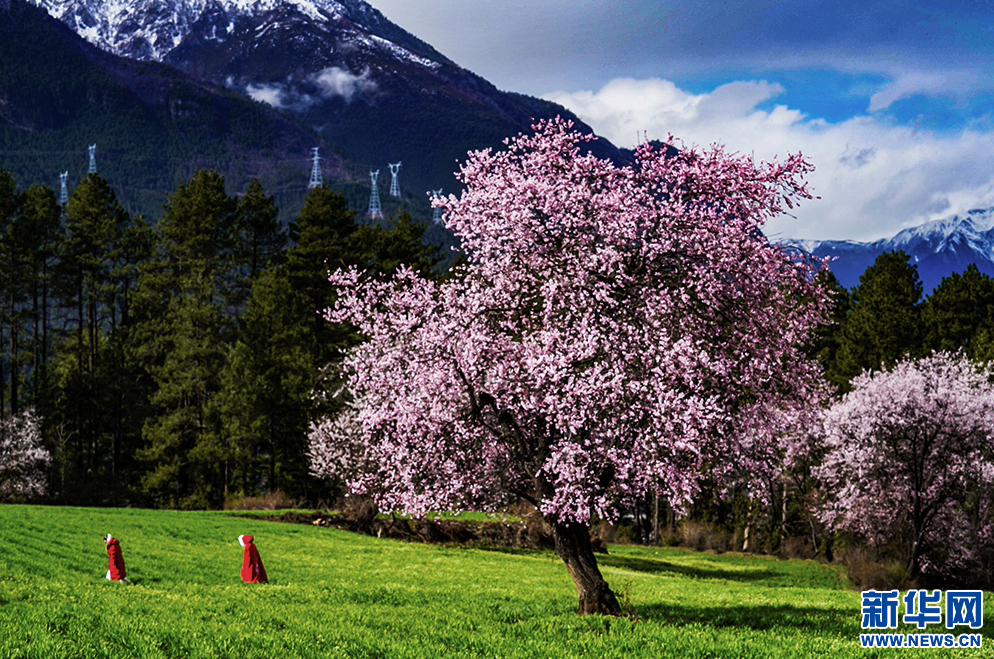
[105,533,128,583]
[238,534,268,583]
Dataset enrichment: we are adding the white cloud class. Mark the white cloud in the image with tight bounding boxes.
[313,67,377,102]
[868,71,980,112]
[245,83,285,108]
[545,78,994,242]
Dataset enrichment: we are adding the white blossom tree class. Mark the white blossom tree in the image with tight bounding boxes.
[0,409,50,501]
[815,351,994,578]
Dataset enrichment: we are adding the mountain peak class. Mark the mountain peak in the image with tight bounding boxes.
[28,0,443,64]
[889,207,994,247]
[796,206,994,293]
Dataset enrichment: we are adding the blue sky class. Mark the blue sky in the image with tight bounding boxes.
[373,0,994,241]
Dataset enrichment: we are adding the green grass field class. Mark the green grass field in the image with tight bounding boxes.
[0,505,989,658]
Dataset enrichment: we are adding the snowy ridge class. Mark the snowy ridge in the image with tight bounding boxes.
[888,208,994,257]
[28,0,428,64]
[791,207,994,292]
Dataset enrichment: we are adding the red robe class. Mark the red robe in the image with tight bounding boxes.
[240,535,268,583]
[106,537,126,580]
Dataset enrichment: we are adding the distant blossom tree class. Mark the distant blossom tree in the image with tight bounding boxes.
[814,351,994,579]
[0,409,50,501]
[325,118,830,615]
[307,391,370,491]
[307,390,381,530]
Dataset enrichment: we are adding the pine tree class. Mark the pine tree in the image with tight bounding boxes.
[0,169,26,416]
[922,264,994,359]
[45,174,133,501]
[808,268,852,391]
[15,184,63,407]
[60,174,130,375]
[218,266,316,498]
[285,185,358,364]
[350,211,442,277]
[139,271,227,508]
[135,170,238,507]
[834,250,923,386]
[235,179,285,284]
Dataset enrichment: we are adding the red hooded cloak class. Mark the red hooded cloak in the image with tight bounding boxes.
[105,535,126,581]
[239,534,268,583]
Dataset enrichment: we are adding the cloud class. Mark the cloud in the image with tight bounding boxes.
[245,83,286,108]
[868,71,980,112]
[312,67,377,102]
[545,78,994,242]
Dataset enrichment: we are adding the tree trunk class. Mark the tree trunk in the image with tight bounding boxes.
[552,522,622,616]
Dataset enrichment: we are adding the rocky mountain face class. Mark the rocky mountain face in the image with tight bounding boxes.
[29,0,621,195]
[793,208,994,293]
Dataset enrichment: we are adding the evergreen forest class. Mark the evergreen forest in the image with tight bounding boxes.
[0,167,443,508]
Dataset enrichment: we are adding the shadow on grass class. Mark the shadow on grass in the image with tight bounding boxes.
[638,601,853,634]
[476,547,782,583]
[474,546,554,558]
[600,554,778,583]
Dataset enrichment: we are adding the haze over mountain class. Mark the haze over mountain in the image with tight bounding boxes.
[791,207,994,294]
[29,0,622,197]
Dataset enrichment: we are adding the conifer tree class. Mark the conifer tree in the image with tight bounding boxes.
[808,268,852,391]
[0,169,25,416]
[285,185,359,366]
[218,266,316,497]
[350,211,441,277]
[135,170,238,507]
[15,184,62,405]
[47,174,132,500]
[834,250,923,386]
[233,178,285,307]
[922,264,994,360]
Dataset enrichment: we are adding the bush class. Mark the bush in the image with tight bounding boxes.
[223,490,299,511]
[841,545,914,591]
[783,536,817,560]
[678,521,732,553]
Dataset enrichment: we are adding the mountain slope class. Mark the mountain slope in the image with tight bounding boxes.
[28,0,624,196]
[0,0,350,217]
[793,208,994,293]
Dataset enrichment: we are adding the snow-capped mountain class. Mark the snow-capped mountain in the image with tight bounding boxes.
[794,208,994,293]
[29,0,446,64]
[28,0,620,194]
[1,0,350,218]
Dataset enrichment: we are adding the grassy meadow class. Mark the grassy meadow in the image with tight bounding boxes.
[0,504,989,658]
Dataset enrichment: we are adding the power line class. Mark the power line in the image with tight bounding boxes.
[59,172,68,205]
[368,170,383,219]
[308,147,322,189]
[388,161,401,197]
[431,188,443,224]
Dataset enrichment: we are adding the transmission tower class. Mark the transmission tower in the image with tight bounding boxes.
[388,161,401,197]
[368,170,383,219]
[88,144,97,174]
[59,172,69,205]
[308,147,323,189]
[431,188,444,224]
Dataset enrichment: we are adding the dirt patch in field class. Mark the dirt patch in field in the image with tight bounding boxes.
[246,511,608,553]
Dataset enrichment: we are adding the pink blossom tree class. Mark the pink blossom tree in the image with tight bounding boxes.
[326,118,829,615]
[0,409,49,501]
[815,351,994,578]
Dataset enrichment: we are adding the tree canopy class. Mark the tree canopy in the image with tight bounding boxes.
[814,351,994,580]
[324,118,830,614]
